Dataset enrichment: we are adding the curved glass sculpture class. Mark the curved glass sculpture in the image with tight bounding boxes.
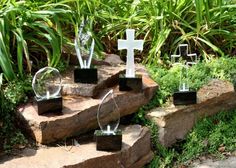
[97,90,120,135]
[32,67,62,100]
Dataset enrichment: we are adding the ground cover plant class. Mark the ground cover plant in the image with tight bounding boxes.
[144,109,236,168]
[148,56,236,106]
[0,75,31,153]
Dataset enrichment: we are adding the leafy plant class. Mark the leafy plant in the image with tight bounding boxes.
[0,0,72,80]
[0,17,16,81]
[138,56,236,167]
[180,110,236,162]
[0,74,31,152]
[147,56,236,106]
[144,109,236,168]
[3,75,33,105]
[1,0,236,81]
[89,0,236,65]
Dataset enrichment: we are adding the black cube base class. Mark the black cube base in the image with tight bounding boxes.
[119,74,142,92]
[74,68,98,84]
[94,130,122,151]
[173,91,197,105]
[35,96,62,115]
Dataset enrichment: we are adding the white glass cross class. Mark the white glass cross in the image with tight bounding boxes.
[171,44,198,92]
[118,29,144,78]
[171,44,198,66]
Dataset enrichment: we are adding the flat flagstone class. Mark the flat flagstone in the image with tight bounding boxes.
[146,79,236,147]
[0,125,154,168]
[61,65,126,97]
[17,66,157,144]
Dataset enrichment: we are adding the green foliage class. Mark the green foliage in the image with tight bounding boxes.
[3,132,27,153]
[55,58,69,72]
[0,75,31,152]
[3,75,33,105]
[0,17,16,81]
[146,149,177,168]
[0,0,71,80]
[148,56,236,106]
[148,65,179,106]
[145,110,236,168]
[1,0,236,81]
[85,0,236,64]
[139,57,236,167]
[180,110,236,162]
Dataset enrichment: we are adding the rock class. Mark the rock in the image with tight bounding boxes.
[104,54,124,66]
[0,125,154,168]
[218,146,226,153]
[146,79,236,147]
[61,63,149,98]
[61,65,126,97]
[197,79,234,103]
[17,66,157,144]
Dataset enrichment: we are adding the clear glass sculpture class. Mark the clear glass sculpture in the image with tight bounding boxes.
[75,19,95,69]
[171,44,197,92]
[118,29,144,78]
[32,67,62,100]
[97,90,120,135]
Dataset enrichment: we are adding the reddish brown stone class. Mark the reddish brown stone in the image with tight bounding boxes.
[17,65,157,144]
[61,65,126,97]
[147,79,236,147]
[0,125,153,168]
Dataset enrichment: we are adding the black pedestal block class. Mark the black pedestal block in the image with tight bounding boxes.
[173,91,197,105]
[119,74,142,92]
[35,96,62,115]
[94,130,122,151]
[74,68,98,84]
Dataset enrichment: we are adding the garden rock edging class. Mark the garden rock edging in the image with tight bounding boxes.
[146,79,236,147]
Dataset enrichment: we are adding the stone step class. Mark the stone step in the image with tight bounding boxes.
[61,65,125,97]
[146,79,236,147]
[61,54,146,97]
[0,125,154,168]
[17,66,157,144]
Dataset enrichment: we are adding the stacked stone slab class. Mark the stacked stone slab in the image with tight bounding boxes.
[147,79,236,147]
[17,64,157,144]
[0,125,153,168]
[14,55,157,167]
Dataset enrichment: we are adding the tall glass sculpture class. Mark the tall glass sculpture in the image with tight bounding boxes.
[94,90,122,151]
[74,18,97,84]
[118,29,144,92]
[171,44,198,105]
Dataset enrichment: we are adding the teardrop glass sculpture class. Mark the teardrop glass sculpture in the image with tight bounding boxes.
[97,90,120,134]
